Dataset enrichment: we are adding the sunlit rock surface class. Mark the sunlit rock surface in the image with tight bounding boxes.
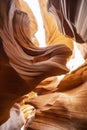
[24,81,87,130]
[23,60,87,130]
[57,60,87,92]
[38,0,73,50]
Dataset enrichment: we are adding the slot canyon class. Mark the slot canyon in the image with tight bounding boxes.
[0,0,87,130]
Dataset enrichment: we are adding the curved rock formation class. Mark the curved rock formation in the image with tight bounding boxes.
[1,0,87,129]
[0,0,71,125]
[48,0,87,43]
[38,0,73,50]
[24,81,87,130]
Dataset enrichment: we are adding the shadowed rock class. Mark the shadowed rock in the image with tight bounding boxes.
[47,0,87,43]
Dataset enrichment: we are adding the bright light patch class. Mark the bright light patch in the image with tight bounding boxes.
[57,41,85,84]
[24,0,46,47]
[67,41,85,72]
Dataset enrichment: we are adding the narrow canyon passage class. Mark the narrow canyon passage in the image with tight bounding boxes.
[0,0,87,130]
